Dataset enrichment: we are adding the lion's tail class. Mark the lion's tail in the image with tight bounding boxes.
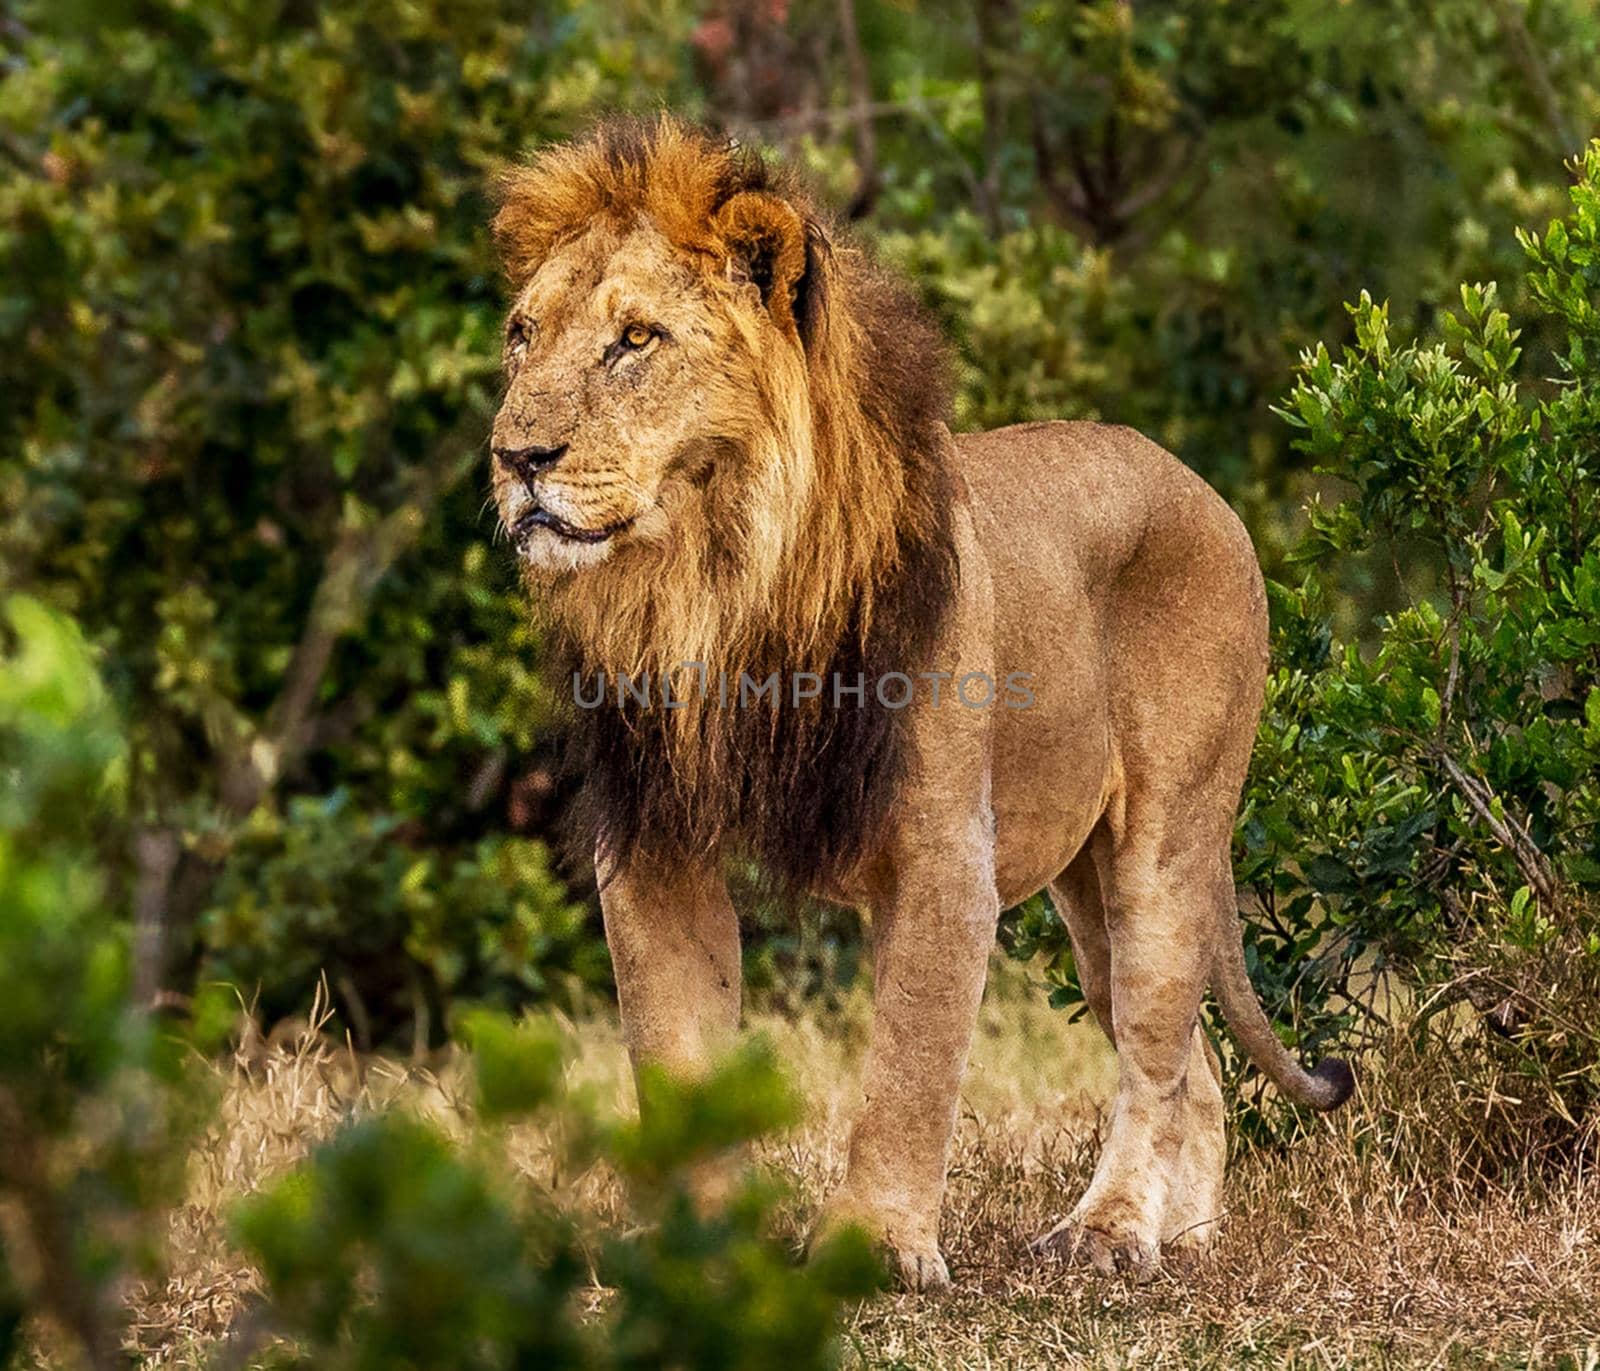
[1209,915,1355,1113]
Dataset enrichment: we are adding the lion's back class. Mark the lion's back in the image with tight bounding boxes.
[957,421,1237,578]
[956,420,1265,634]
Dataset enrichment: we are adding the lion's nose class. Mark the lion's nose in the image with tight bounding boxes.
[493,441,569,486]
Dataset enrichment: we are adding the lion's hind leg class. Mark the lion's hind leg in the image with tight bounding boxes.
[1046,838,1115,1040]
[1030,830,1228,1278]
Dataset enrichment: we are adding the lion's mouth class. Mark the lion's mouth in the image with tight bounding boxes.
[512,506,633,546]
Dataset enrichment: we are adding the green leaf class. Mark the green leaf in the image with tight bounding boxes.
[459,1010,567,1121]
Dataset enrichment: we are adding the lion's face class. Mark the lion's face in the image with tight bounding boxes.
[491,221,775,576]
[490,121,929,685]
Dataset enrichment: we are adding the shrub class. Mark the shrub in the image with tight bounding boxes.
[202,795,607,1050]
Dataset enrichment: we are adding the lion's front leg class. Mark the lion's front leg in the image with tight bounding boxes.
[599,849,742,1202]
[816,812,1000,1292]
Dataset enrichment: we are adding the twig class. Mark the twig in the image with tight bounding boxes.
[749,93,967,137]
[1163,1210,1227,1246]
[334,971,374,1053]
[1439,550,1473,722]
[905,92,990,221]
[1432,748,1557,904]
[208,1299,280,1371]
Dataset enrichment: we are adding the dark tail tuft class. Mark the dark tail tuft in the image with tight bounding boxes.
[1310,1057,1356,1110]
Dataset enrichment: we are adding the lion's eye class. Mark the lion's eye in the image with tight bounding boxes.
[621,323,656,349]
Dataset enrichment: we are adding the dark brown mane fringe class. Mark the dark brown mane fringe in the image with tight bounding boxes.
[516,116,960,896]
[564,482,957,898]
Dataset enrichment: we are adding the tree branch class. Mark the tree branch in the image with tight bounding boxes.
[1114,133,1199,222]
[836,0,880,220]
[1115,153,1212,256]
[131,826,180,1010]
[216,433,481,817]
[1029,101,1100,241]
[972,0,1014,235]
[0,1088,122,1371]
[1486,0,1577,162]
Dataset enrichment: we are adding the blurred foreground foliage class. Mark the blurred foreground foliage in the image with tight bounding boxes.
[236,1032,881,1371]
[0,595,879,1368]
[0,594,220,1367]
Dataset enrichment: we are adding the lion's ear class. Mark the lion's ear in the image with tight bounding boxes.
[714,191,814,337]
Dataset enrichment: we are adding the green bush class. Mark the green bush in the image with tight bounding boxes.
[202,794,607,1049]
[0,0,698,1030]
[1234,147,1600,1158]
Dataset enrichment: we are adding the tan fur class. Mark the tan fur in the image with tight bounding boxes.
[489,117,1349,1291]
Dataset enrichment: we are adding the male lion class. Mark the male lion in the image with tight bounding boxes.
[488,115,1352,1289]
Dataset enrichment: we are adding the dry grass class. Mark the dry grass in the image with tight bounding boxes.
[123,962,1600,1369]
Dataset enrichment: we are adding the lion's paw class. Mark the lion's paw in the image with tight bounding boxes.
[886,1242,951,1293]
[1028,1217,1160,1282]
[810,1200,950,1294]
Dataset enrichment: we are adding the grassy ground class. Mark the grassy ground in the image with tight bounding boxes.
[126,961,1600,1369]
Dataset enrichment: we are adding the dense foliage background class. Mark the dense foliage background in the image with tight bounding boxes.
[7,0,1598,1043]
[3,1,1600,1360]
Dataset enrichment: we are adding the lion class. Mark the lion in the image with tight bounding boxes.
[487,115,1352,1290]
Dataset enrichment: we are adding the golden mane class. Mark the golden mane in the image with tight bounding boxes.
[493,115,960,892]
